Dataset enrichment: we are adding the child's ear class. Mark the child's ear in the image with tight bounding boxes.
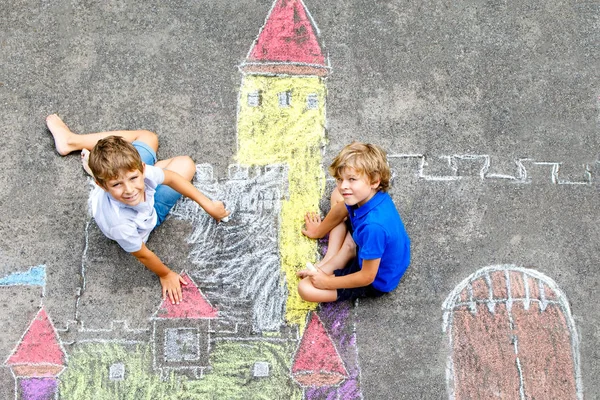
[95,180,108,191]
[370,175,381,190]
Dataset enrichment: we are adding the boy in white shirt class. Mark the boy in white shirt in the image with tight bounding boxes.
[47,114,229,305]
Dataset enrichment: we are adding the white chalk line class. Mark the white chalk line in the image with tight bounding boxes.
[388,154,594,185]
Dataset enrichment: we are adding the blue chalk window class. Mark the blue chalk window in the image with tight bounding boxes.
[247,91,261,107]
[278,91,292,107]
[109,363,125,381]
[306,94,319,109]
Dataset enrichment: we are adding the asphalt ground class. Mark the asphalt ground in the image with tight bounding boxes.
[0,0,598,399]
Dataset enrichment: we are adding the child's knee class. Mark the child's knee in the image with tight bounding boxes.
[343,236,356,253]
[297,278,312,301]
[138,130,159,149]
[179,156,196,179]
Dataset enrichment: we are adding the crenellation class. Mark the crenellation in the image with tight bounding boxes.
[195,164,215,182]
[555,163,593,185]
[58,319,150,344]
[453,155,490,179]
[517,159,559,183]
[228,164,251,180]
[421,155,460,181]
[384,153,597,185]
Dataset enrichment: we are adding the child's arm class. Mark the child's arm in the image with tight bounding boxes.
[131,243,188,305]
[307,258,380,290]
[162,169,230,221]
[302,201,348,239]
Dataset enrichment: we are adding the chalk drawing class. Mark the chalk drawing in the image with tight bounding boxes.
[151,272,218,379]
[22,1,365,398]
[292,312,348,387]
[236,0,330,331]
[170,163,287,333]
[387,154,595,185]
[0,265,46,288]
[5,307,67,400]
[442,265,582,400]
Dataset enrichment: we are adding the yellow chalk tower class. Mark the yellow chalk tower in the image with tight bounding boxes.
[236,0,330,328]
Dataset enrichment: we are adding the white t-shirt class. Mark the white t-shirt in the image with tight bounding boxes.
[90,165,165,252]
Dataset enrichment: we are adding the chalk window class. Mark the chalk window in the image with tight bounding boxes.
[247,91,261,107]
[306,94,318,109]
[278,91,292,108]
[253,361,270,377]
[164,327,200,362]
[109,363,125,381]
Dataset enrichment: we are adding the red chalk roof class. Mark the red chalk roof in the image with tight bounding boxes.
[242,0,329,76]
[6,308,65,367]
[152,272,218,319]
[291,312,348,386]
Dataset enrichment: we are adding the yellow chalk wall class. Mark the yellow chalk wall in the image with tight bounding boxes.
[236,74,326,328]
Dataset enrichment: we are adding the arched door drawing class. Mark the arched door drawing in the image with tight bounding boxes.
[443,265,583,399]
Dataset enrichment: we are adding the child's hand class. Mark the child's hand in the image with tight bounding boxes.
[160,271,188,305]
[301,211,322,238]
[209,200,230,222]
[304,268,330,290]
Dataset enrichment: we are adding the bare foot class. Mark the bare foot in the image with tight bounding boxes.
[81,149,94,177]
[46,114,78,155]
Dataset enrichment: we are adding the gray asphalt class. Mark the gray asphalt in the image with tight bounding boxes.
[1,0,598,399]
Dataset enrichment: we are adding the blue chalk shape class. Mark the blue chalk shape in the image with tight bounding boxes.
[0,265,46,286]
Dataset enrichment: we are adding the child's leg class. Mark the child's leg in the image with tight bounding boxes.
[319,231,356,275]
[153,156,197,226]
[315,188,347,268]
[155,156,196,181]
[298,278,338,303]
[46,114,159,155]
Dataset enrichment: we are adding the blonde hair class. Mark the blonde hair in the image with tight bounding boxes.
[329,142,391,192]
[89,136,144,188]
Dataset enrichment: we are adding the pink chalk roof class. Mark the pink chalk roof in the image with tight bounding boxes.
[292,312,348,379]
[5,307,66,366]
[241,0,329,76]
[152,272,218,319]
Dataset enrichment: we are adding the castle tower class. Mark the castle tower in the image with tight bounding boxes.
[151,272,218,379]
[5,307,67,400]
[237,0,330,328]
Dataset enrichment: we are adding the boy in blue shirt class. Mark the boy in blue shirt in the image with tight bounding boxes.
[47,114,229,305]
[297,142,410,303]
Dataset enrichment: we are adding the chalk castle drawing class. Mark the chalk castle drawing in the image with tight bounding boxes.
[0,1,361,399]
[0,1,591,399]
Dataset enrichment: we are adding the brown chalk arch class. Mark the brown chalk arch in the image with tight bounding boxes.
[442,265,582,399]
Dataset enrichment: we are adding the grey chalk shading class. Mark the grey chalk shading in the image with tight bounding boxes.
[164,327,201,362]
[171,163,288,333]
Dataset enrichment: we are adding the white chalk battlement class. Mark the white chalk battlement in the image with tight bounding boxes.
[387,154,597,185]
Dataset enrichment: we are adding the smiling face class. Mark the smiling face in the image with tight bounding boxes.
[336,167,380,207]
[101,166,146,207]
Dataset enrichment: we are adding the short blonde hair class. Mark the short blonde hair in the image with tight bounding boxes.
[329,142,391,192]
[89,136,144,188]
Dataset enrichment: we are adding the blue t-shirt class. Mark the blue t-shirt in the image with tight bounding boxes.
[347,191,411,292]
